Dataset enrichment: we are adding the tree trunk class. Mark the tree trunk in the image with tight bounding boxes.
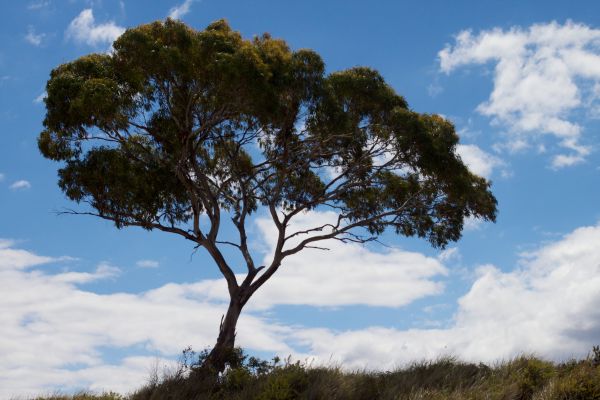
[205,296,243,372]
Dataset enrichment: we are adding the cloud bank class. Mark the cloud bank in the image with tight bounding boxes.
[295,223,600,368]
[0,243,291,397]
[4,216,600,396]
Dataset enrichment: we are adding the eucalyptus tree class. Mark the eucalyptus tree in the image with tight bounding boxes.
[39,19,497,370]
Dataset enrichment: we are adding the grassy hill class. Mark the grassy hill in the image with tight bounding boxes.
[27,347,600,400]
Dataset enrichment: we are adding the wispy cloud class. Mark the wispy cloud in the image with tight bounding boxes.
[9,180,31,190]
[33,91,46,104]
[65,9,125,47]
[440,21,600,168]
[53,262,121,284]
[136,259,159,268]
[0,173,4,182]
[27,0,50,10]
[168,0,197,20]
[25,26,45,46]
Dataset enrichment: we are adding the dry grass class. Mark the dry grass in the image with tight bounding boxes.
[27,347,600,400]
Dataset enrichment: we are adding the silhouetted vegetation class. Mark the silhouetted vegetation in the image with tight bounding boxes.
[26,346,600,400]
[39,17,497,370]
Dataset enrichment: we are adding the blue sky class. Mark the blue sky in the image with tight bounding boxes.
[3,0,600,396]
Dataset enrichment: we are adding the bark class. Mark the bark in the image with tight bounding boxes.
[205,295,243,372]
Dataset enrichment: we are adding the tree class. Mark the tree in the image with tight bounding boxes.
[39,19,497,371]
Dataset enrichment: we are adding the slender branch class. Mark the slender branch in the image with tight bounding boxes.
[215,240,242,250]
[57,209,199,242]
[281,189,424,258]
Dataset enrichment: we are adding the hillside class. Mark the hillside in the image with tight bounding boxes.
[27,348,600,400]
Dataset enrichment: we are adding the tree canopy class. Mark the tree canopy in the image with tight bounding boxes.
[39,18,497,370]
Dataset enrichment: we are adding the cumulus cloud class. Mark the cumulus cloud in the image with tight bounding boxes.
[0,242,292,397]
[440,21,600,167]
[291,223,600,369]
[168,0,197,20]
[66,9,125,47]
[9,180,31,190]
[0,210,450,396]
[455,144,504,178]
[5,216,600,395]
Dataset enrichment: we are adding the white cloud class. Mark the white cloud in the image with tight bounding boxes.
[66,9,125,47]
[440,21,600,167]
[136,259,159,269]
[253,211,448,308]
[551,153,586,168]
[155,211,448,310]
[0,242,292,398]
[4,221,600,395]
[455,143,504,178]
[0,210,450,396]
[0,245,55,270]
[9,180,31,190]
[290,223,600,369]
[53,262,121,284]
[168,0,197,20]
[25,26,45,46]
